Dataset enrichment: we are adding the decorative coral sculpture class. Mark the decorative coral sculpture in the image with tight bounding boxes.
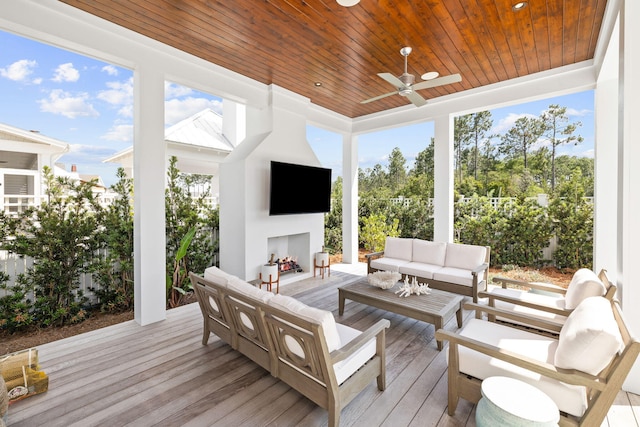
[395,276,431,297]
[367,271,402,289]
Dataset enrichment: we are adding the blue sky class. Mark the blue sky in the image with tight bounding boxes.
[1,30,594,186]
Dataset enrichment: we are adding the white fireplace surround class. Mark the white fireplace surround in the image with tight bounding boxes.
[219,86,325,284]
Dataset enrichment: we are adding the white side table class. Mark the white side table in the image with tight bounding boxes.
[476,376,559,426]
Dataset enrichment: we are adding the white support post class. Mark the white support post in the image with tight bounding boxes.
[133,65,167,326]
[620,0,640,394]
[342,132,358,264]
[433,114,455,243]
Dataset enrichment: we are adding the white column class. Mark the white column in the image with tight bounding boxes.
[433,114,454,243]
[342,133,358,264]
[594,16,619,277]
[133,65,167,326]
[222,99,246,147]
[620,0,640,394]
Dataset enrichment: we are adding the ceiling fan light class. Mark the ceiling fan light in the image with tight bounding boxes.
[512,2,528,11]
[421,71,439,80]
[337,0,360,6]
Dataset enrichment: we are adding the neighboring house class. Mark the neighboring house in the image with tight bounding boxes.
[0,122,113,214]
[0,122,68,214]
[103,108,234,206]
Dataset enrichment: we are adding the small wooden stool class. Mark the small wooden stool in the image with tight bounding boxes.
[314,252,330,279]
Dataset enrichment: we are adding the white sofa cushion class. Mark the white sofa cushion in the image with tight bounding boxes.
[433,267,475,287]
[412,239,447,265]
[399,262,442,280]
[444,242,487,270]
[384,237,412,261]
[555,296,623,375]
[369,257,410,273]
[227,277,274,304]
[268,294,341,353]
[204,266,236,287]
[564,268,606,310]
[334,323,377,385]
[457,318,587,417]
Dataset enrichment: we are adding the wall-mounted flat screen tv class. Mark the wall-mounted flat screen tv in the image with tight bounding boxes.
[269,161,331,215]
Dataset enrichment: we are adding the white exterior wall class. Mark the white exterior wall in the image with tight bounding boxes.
[342,133,359,264]
[433,114,455,243]
[220,86,325,282]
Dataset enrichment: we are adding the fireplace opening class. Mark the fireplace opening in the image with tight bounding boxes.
[277,256,302,274]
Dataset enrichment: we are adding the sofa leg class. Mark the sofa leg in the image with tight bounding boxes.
[202,323,210,345]
[328,404,340,427]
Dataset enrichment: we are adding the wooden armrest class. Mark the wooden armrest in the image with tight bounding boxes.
[365,251,384,259]
[479,291,572,318]
[471,262,489,275]
[331,319,390,364]
[462,302,563,333]
[434,328,605,390]
[492,276,567,295]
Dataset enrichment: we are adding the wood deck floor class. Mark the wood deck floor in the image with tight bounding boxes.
[6,268,640,426]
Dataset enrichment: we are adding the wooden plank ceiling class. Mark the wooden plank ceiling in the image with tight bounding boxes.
[59,0,608,118]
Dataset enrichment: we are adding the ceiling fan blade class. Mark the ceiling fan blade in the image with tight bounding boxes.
[411,73,462,91]
[377,72,405,88]
[405,91,427,107]
[361,91,398,104]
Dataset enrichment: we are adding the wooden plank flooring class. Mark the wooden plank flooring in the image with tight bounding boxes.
[6,268,639,426]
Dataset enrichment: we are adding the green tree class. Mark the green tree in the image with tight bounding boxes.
[387,147,407,191]
[469,111,493,180]
[3,166,100,326]
[165,156,218,308]
[499,116,545,169]
[454,114,473,182]
[411,138,434,177]
[540,104,584,190]
[549,168,593,269]
[91,168,135,312]
[360,213,399,252]
[324,177,343,254]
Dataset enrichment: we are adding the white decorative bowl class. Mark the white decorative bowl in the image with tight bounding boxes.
[367,271,401,289]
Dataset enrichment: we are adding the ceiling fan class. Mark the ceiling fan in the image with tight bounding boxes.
[361,47,462,107]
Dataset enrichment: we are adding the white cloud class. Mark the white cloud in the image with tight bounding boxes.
[98,78,133,105]
[37,89,99,118]
[101,123,133,142]
[492,112,537,134]
[165,81,193,98]
[52,62,80,82]
[101,65,118,76]
[565,107,592,117]
[0,59,40,83]
[165,96,223,125]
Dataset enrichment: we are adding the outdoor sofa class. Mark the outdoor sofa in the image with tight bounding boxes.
[366,237,490,302]
[189,268,390,427]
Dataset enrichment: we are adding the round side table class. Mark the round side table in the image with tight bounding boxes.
[476,376,559,427]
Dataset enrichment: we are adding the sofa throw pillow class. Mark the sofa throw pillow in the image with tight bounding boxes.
[384,237,412,261]
[555,296,623,375]
[564,268,606,309]
[268,294,341,353]
[412,240,447,265]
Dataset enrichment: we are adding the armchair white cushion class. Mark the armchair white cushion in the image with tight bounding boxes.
[554,296,624,375]
[564,268,606,309]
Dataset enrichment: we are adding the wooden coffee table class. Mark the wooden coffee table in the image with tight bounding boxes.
[338,279,464,350]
